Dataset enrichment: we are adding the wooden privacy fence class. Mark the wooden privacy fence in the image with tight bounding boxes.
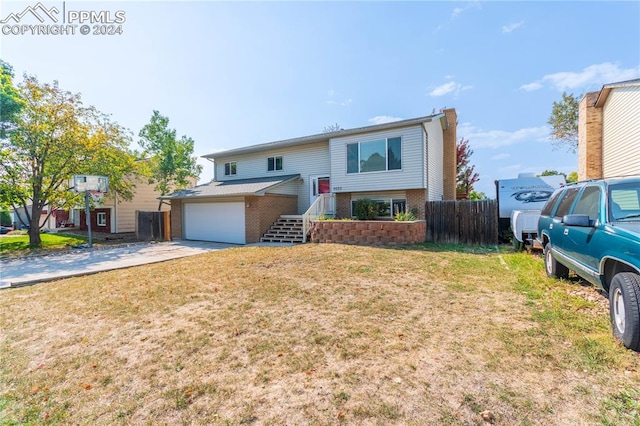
[425,200,498,246]
[136,211,171,241]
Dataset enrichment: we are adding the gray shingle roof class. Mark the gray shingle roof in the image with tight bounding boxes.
[203,112,446,159]
[161,174,300,200]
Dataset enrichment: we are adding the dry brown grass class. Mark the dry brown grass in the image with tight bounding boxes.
[1,243,639,425]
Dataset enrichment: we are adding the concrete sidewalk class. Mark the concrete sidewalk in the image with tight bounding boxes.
[0,240,237,289]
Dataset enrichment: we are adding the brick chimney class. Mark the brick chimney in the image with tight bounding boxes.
[578,92,603,180]
[442,108,457,200]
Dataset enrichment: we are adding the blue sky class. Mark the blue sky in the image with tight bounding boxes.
[2,0,639,196]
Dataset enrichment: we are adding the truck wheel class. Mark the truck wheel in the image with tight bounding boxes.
[609,273,640,351]
[543,243,569,279]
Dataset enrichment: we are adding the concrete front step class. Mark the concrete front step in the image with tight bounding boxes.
[260,237,304,243]
[261,217,305,243]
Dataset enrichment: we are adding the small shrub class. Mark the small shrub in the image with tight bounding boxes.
[353,199,378,220]
[394,211,416,221]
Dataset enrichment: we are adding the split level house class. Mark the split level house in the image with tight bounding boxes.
[164,108,458,244]
[579,78,640,180]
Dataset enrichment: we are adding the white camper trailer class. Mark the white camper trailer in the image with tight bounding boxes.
[496,173,566,249]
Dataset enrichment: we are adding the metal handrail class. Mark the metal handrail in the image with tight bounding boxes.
[302,194,335,242]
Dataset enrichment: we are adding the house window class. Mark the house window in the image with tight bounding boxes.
[350,198,407,218]
[224,161,237,176]
[267,156,283,171]
[97,212,107,227]
[347,137,402,174]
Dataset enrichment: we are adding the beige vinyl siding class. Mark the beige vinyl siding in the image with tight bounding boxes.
[101,176,169,233]
[329,125,425,193]
[214,141,329,213]
[266,180,298,196]
[602,86,640,177]
[424,120,444,200]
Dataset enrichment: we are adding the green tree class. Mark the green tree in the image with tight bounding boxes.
[138,111,202,210]
[456,138,480,198]
[0,60,23,138]
[469,191,486,200]
[567,171,578,183]
[0,75,136,247]
[548,92,579,153]
[538,170,565,177]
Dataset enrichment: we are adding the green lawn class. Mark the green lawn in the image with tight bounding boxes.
[0,233,87,255]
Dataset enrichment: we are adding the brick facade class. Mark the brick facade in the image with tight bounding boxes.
[170,199,182,239]
[335,193,352,218]
[442,108,458,200]
[310,220,426,245]
[578,92,603,180]
[406,189,427,219]
[244,194,298,243]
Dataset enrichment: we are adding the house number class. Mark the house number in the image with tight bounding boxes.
[333,186,342,191]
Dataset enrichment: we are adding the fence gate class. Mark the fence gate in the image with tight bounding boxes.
[425,200,498,246]
[136,211,171,241]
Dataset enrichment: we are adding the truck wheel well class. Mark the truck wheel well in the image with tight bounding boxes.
[602,259,639,293]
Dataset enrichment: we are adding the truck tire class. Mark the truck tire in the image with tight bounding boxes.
[609,272,640,351]
[544,243,569,279]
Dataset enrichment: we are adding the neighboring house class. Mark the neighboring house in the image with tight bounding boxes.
[12,205,60,230]
[578,78,640,180]
[68,174,171,234]
[164,109,458,244]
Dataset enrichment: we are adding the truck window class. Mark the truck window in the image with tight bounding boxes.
[572,186,601,221]
[541,190,563,216]
[554,187,580,218]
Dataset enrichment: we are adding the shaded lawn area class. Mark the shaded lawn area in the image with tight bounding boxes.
[0,233,87,256]
[0,243,639,425]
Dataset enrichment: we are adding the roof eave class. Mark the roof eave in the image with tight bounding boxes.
[203,113,444,159]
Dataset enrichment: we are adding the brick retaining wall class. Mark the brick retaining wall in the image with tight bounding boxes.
[310,220,426,245]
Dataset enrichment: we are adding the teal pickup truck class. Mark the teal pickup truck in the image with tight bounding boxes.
[537,176,640,351]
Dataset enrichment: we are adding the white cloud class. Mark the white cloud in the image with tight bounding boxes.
[428,81,472,97]
[491,153,511,161]
[521,62,640,92]
[520,81,543,92]
[458,123,549,149]
[502,21,524,33]
[452,1,481,18]
[368,115,404,125]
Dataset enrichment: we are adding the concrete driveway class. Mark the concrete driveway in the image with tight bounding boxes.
[0,240,237,289]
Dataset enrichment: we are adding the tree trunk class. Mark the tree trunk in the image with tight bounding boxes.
[29,215,42,247]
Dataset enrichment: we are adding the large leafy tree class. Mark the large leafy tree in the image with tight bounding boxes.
[548,92,579,153]
[0,74,136,247]
[456,137,480,198]
[0,60,23,138]
[138,110,202,210]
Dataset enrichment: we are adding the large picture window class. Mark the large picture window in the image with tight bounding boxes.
[347,137,402,174]
[350,198,407,218]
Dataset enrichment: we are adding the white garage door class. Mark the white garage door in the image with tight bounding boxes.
[183,202,245,244]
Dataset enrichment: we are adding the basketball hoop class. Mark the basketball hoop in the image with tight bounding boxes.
[71,175,109,194]
[70,175,109,248]
[89,191,104,203]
